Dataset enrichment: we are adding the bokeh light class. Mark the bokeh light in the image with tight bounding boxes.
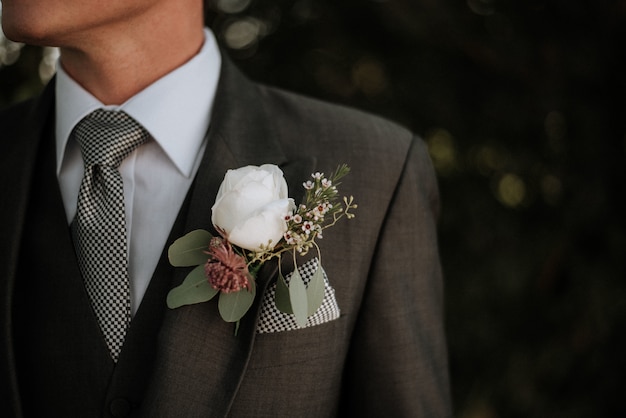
[496,173,526,208]
[425,128,458,176]
[470,144,510,176]
[39,47,59,83]
[222,17,266,50]
[351,56,389,98]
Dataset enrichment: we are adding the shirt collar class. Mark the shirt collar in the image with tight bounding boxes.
[55,28,221,177]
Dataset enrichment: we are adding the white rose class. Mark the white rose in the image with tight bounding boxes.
[211,164,295,252]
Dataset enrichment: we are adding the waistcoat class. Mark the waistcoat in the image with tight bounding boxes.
[13,124,189,418]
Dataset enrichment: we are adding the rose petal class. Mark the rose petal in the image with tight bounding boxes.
[227,198,295,251]
[212,183,277,232]
[211,164,293,248]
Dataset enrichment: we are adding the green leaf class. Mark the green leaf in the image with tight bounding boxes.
[218,279,256,323]
[275,272,293,314]
[289,269,308,327]
[166,265,218,308]
[168,229,213,267]
[306,266,325,316]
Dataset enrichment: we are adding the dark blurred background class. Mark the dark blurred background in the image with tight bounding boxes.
[2,0,625,416]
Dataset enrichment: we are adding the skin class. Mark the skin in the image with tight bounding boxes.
[1,0,205,104]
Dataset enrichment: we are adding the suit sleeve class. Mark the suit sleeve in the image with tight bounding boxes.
[340,136,452,417]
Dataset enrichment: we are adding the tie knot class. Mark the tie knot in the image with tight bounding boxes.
[73,109,149,168]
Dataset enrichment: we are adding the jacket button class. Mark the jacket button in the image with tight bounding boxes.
[109,398,131,417]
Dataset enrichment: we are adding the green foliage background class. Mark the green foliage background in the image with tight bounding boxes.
[2,1,625,416]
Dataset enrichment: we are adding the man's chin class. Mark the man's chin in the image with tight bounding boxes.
[1,18,57,47]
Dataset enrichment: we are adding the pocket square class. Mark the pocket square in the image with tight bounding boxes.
[256,258,340,334]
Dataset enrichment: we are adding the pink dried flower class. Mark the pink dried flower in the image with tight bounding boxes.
[204,240,251,293]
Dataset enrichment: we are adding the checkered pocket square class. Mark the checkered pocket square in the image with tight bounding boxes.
[256,258,340,334]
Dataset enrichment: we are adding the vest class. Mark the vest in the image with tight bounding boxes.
[13,122,189,418]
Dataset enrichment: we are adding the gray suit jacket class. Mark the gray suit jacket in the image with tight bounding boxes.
[0,57,451,417]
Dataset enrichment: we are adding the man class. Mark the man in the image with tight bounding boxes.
[0,0,451,416]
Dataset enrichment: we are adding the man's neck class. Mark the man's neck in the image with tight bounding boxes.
[59,5,205,105]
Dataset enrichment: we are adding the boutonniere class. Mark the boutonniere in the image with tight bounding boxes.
[166,163,357,329]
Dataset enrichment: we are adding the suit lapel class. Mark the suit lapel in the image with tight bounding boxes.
[142,57,316,416]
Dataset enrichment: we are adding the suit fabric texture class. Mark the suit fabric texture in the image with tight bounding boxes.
[0,57,451,417]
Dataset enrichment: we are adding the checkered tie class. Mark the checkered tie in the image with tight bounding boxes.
[71,109,149,362]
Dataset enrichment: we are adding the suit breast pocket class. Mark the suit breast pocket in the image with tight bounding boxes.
[255,257,341,334]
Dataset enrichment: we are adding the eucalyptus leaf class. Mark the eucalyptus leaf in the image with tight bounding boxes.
[275,272,293,314]
[288,269,308,327]
[306,266,325,316]
[168,229,213,267]
[218,279,256,323]
[166,265,218,308]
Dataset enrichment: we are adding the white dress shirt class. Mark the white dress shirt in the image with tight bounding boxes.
[56,28,222,315]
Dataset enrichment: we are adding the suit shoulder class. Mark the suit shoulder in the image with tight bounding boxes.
[257,84,414,153]
[252,84,430,202]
